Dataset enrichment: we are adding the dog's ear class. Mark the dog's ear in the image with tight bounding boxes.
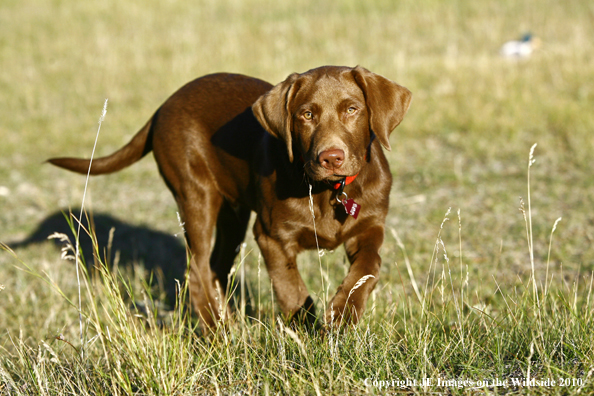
[351,66,412,151]
[252,73,300,162]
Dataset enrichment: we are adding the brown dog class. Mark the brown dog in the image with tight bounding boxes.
[49,66,412,329]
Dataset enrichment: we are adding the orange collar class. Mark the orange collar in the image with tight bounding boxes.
[332,174,358,190]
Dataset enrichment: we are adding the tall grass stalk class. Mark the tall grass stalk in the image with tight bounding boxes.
[72,99,108,360]
[526,143,539,307]
[544,217,562,300]
[308,184,329,313]
[390,227,422,304]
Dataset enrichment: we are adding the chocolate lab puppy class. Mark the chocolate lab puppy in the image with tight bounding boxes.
[49,66,412,329]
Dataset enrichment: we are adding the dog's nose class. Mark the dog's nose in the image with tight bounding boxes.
[318,149,345,170]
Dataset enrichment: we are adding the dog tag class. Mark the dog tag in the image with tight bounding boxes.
[342,198,361,219]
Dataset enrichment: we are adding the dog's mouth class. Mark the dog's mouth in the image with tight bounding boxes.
[329,172,356,182]
[302,158,363,183]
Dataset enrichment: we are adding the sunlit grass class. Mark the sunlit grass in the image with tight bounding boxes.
[1,0,594,393]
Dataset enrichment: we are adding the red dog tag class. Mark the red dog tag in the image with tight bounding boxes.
[342,198,361,219]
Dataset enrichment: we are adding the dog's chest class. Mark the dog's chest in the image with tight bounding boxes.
[272,197,359,250]
[294,221,348,250]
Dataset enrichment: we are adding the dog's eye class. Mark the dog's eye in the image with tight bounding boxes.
[303,111,313,120]
[346,107,357,114]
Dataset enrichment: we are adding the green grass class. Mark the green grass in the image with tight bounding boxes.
[1,0,594,394]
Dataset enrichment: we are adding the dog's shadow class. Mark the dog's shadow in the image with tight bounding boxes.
[9,209,187,305]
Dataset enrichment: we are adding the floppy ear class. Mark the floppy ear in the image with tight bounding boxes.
[252,73,300,162]
[351,66,412,151]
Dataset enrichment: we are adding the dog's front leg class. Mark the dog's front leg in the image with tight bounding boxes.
[326,225,384,326]
[253,221,315,324]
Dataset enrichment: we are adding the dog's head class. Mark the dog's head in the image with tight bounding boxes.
[252,66,412,182]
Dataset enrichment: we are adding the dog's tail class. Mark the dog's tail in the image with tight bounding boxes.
[48,117,154,175]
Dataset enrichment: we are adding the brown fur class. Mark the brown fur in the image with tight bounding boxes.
[49,66,412,329]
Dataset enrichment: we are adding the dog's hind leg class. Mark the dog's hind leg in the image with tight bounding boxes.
[210,200,251,296]
[176,186,226,330]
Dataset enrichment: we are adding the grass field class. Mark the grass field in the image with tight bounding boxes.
[1,0,594,394]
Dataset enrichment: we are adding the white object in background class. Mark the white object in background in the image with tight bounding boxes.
[500,33,540,58]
